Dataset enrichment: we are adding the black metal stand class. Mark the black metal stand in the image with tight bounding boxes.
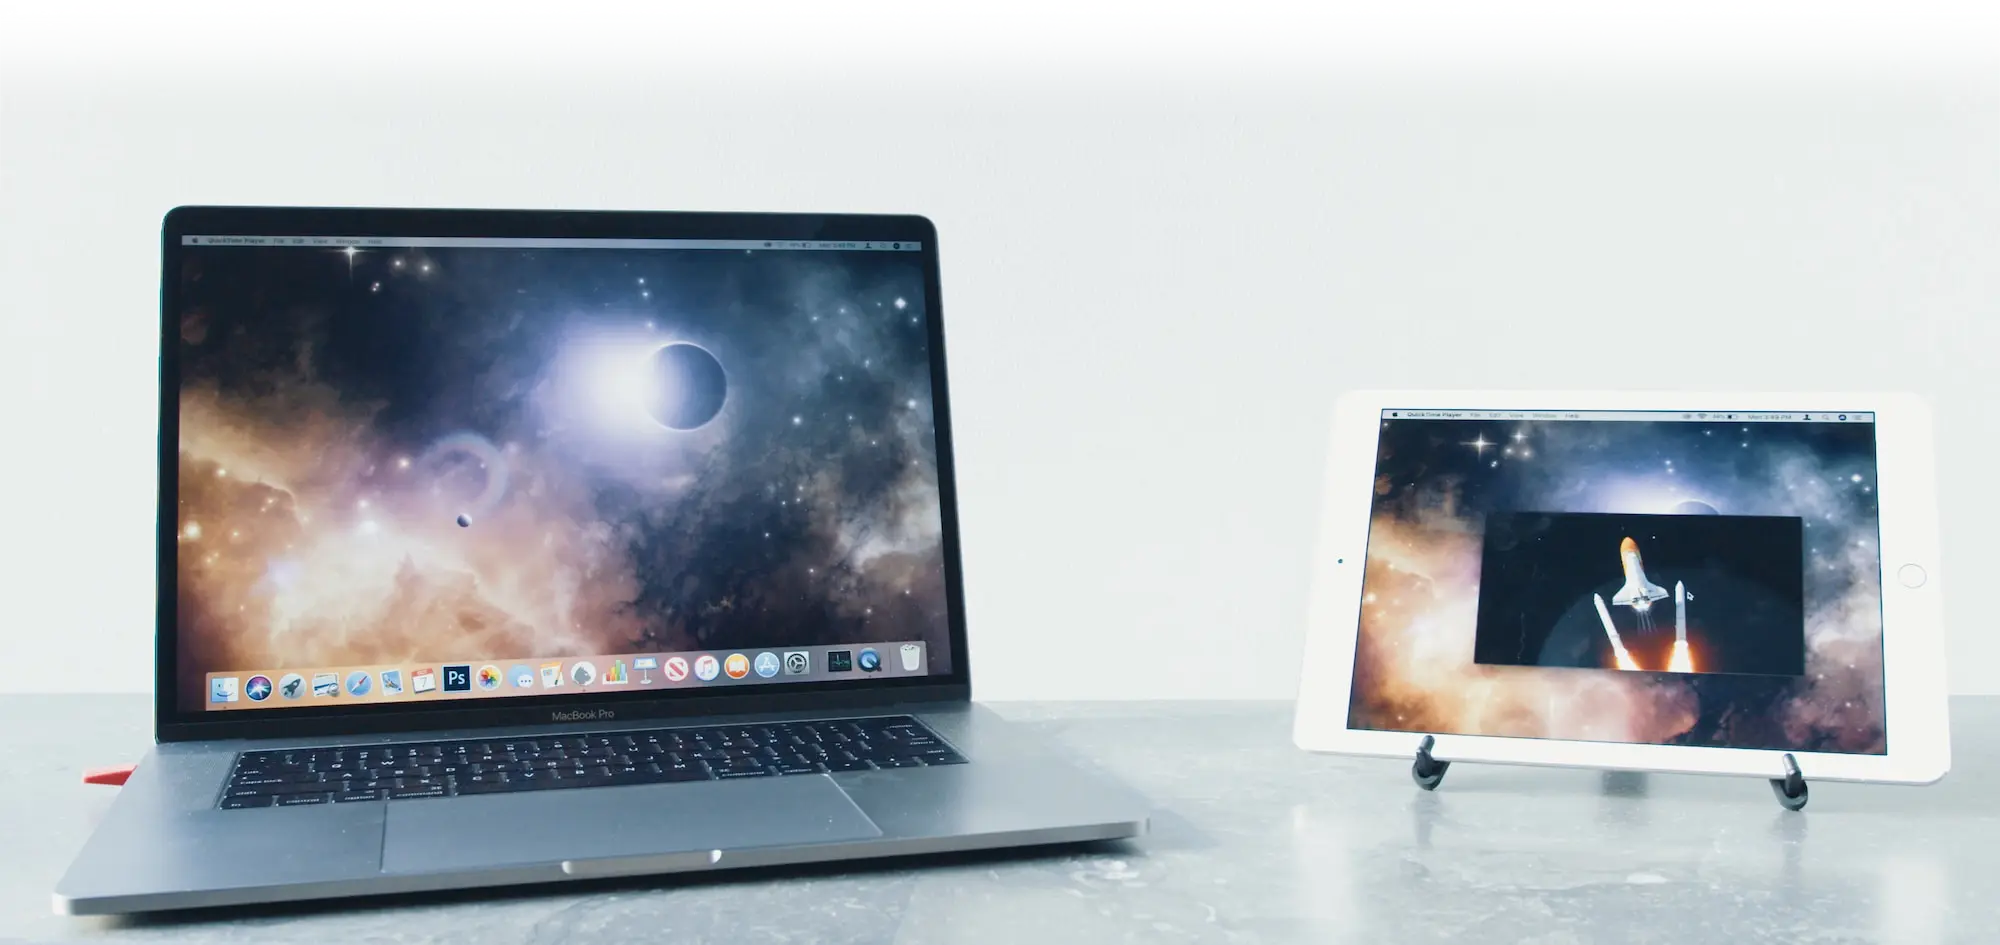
[1408,738,1811,811]
[1769,753,1809,811]
[1411,735,1450,791]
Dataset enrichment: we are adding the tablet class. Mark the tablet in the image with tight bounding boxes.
[1293,391,1949,785]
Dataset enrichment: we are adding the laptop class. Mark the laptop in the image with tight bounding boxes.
[53,207,1147,915]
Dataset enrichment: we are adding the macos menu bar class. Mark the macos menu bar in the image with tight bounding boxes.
[1385,409,1874,423]
[182,235,923,251]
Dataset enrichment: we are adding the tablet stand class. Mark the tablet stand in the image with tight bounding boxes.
[1410,735,1449,790]
[1410,736,1811,811]
[1769,753,1809,811]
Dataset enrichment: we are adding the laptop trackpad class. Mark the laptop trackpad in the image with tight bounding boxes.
[381,775,882,875]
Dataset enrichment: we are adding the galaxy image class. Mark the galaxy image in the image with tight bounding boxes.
[173,243,949,712]
[1351,416,1886,753]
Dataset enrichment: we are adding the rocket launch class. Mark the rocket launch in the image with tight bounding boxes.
[1592,539,1696,673]
[1592,593,1641,671]
[1668,580,1693,672]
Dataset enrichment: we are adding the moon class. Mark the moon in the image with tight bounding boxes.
[645,343,727,430]
[456,513,472,528]
[1671,500,1720,515]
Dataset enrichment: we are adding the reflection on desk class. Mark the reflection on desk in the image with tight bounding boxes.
[7,696,1997,943]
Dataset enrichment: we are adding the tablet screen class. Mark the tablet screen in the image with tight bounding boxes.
[1351,409,1885,754]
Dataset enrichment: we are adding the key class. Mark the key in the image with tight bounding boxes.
[388,785,446,800]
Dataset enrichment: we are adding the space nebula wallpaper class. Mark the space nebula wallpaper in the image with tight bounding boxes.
[172,242,950,711]
[1350,415,1887,753]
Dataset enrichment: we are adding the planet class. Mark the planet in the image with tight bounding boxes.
[1670,500,1720,516]
[456,513,472,528]
[645,342,727,430]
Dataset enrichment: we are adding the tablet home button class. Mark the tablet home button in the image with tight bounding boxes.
[1897,564,1927,588]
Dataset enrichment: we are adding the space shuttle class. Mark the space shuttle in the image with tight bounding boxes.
[1610,536,1669,610]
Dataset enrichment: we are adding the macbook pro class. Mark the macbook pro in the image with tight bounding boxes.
[53,207,1147,914]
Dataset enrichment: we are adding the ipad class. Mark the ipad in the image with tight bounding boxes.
[1294,391,1949,785]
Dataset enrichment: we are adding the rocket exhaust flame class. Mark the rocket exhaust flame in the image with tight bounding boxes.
[1593,593,1641,671]
[1667,641,1692,673]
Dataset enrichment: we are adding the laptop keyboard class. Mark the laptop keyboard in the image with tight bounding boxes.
[218,714,965,809]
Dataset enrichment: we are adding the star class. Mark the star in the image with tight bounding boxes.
[637,277,646,285]
[1511,431,1526,442]
[392,258,405,269]
[792,415,802,425]
[641,290,650,299]
[370,282,381,293]
[893,297,907,310]
[419,261,432,274]
[1465,435,1494,456]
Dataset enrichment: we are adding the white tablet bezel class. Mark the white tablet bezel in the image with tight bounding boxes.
[1293,390,1949,784]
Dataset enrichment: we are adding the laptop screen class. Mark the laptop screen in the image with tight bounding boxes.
[1349,409,1888,755]
[173,233,952,713]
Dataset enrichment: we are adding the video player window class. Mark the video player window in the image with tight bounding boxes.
[1472,512,1806,677]
[173,235,951,713]
[1348,410,1887,754]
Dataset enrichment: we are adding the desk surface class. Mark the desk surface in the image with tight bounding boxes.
[5,696,1996,943]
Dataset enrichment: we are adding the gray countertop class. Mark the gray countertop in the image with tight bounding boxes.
[5,695,1997,943]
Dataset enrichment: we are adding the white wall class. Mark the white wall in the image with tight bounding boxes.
[4,3,1999,699]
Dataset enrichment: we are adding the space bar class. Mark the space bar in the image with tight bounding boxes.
[454,771,703,795]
